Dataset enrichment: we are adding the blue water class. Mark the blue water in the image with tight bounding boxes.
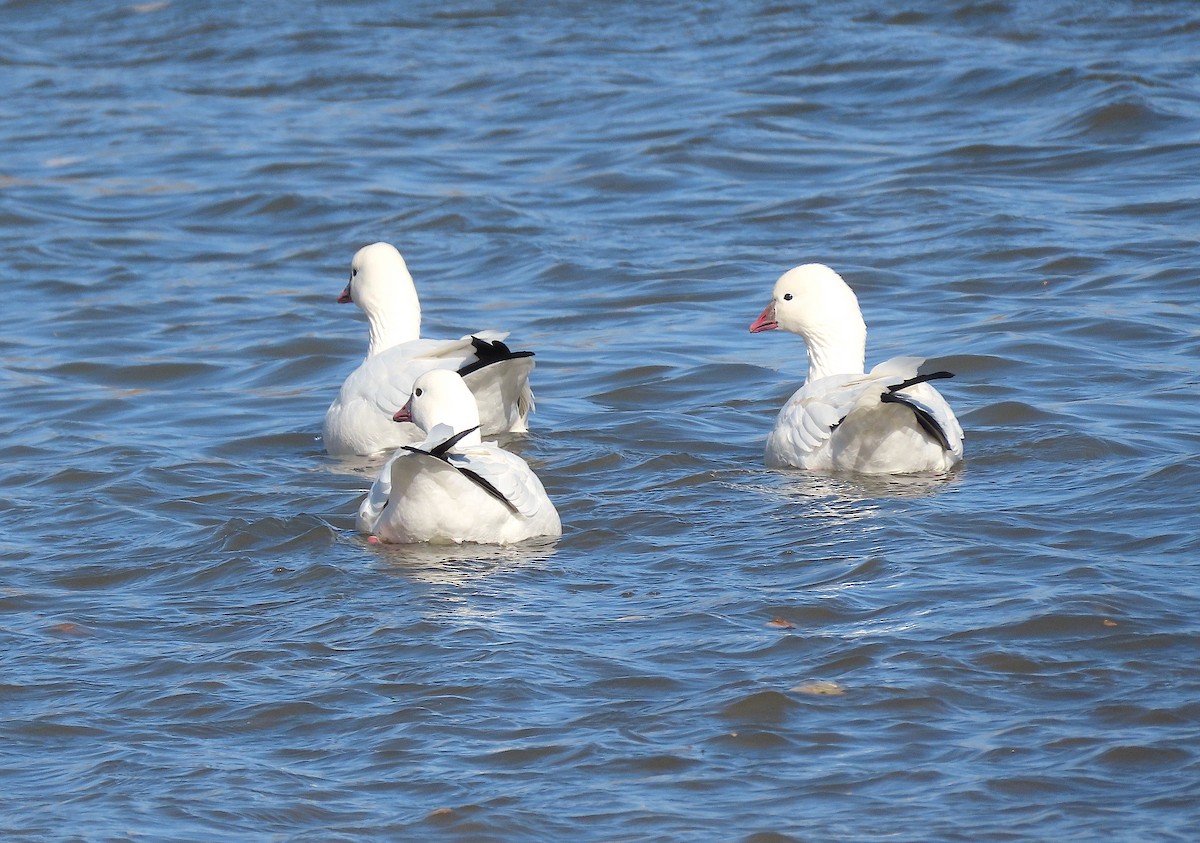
[2,1,1199,840]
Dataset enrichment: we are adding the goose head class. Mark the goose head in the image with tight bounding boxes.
[749,263,867,381]
[393,369,483,446]
[339,242,421,355]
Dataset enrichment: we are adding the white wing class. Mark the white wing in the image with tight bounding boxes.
[357,423,476,534]
[461,354,536,433]
[356,450,400,533]
[354,333,510,419]
[446,445,548,518]
[888,380,964,456]
[772,357,927,459]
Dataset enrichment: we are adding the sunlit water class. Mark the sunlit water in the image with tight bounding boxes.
[2,1,1198,840]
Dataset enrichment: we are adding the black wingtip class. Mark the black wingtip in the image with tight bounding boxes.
[403,425,482,460]
[457,337,535,378]
[430,425,480,458]
[886,370,954,394]
[455,466,520,514]
[880,392,954,451]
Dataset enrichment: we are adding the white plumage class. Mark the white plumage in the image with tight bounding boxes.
[323,242,535,457]
[750,264,964,474]
[357,369,561,545]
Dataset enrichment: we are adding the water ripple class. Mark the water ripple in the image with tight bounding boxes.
[1,1,1199,840]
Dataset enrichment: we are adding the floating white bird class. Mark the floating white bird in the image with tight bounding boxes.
[357,369,562,545]
[749,264,964,474]
[323,242,535,456]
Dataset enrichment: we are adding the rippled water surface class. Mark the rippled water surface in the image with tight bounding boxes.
[3,1,1199,839]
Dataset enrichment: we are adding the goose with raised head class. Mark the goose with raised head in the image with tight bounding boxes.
[749,263,963,474]
[323,242,535,457]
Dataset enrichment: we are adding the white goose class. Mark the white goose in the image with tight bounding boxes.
[749,264,964,474]
[323,242,535,457]
[357,369,562,545]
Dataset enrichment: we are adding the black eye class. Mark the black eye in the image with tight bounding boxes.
[352,268,358,277]
[783,293,793,301]
[414,388,423,397]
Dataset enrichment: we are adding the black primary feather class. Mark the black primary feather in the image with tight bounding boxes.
[886,370,954,393]
[401,425,481,459]
[453,465,520,513]
[457,337,535,377]
[880,392,954,451]
[430,426,481,458]
[828,370,957,443]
